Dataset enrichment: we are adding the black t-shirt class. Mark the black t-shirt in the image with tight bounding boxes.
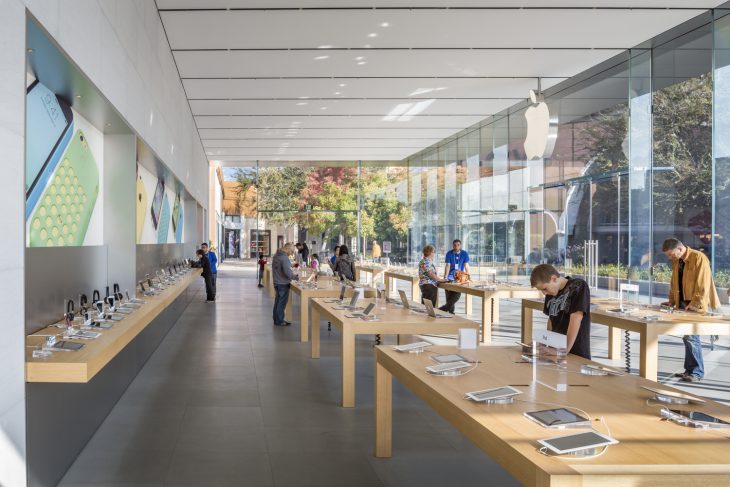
[542,276,591,359]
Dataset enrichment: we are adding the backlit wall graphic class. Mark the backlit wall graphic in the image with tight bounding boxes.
[25,78,104,247]
[136,162,183,245]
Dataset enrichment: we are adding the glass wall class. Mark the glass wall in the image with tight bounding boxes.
[404,11,730,296]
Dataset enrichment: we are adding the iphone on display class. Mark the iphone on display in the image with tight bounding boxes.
[26,80,74,220]
[150,178,165,229]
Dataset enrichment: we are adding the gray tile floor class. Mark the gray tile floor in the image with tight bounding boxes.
[60,261,730,487]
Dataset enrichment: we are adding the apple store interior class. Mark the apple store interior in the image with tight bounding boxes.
[6,2,730,486]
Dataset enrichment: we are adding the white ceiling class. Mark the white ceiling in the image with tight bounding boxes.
[156,2,724,163]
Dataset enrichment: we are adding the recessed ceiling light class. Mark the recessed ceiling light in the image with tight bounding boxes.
[380,22,390,28]
[334,92,341,95]
[357,61,366,65]
[292,121,302,124]
[368,33,378,38]
[355,56,364,61]
[313,55,329,60]
[320,107,328,110]
[339,83,347,87]
[298,96,310,99]
[317,45,333,49]
[296,102,308,106]
[364,44,372,49]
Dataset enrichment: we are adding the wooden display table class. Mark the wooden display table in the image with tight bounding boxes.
[521,297,730,381]
[288,278,376,342]
[354,263,387,285]
[25,269,202,383]
[383,269,420,302]
[439,282,541,343]
[310,298,478,407]
[374,344,730,486]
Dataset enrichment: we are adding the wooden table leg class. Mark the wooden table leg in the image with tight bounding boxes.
[268,274,275,298]
[481,298,493,343]
[374,359,393,458]
[342,326,356,407]
[465,293,474,316]
[521,301,533,342]
[491,298,500,323]
[412,280,421,303]
[608,326,621,360]
[300,295,309,342]
[385,276,391,298]
[639,328,659,381]
[311,306,321,359]
[285,291,293,321]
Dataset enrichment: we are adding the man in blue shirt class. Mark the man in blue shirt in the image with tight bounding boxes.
[440,239,470,314]
[201,242,218,300]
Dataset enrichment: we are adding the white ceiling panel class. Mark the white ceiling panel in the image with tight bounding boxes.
[158,2,720,162]
[204,140,430,150]
[199,128,461,139]
[158,1,724,10]
[211,148,413,157]
[195,115,485,129]
[174,49,624,79]
[190,99,508,116]
[162,9,704,50]
[182,77,565,100]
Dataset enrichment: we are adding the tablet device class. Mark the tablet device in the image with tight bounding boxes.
[662,408,730,428]
[465,386,522,402]
[347,302,376,318]
[52,340,84,351]
[641,386,706,404]
[432,354,468,364]
[538,431,618,455]
[583,364,624,376]
[524,408,591,429]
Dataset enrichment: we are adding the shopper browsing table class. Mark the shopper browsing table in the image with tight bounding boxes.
[272,243,298,326]
[419,245,448,306]
[662,238,720,382]
[440,239,470,314]
[197,248,215,302]
[530,264,592,360]
[201,242,218,299]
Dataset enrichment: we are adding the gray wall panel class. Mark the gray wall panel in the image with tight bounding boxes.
[25,246,108,335]
[26,285,197,487]
[135,243,188,284]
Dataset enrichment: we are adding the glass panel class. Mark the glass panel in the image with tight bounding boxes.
[714,10,730,288]
[652,23,713,279]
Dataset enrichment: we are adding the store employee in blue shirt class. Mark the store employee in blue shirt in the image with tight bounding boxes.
[201,242,218,300]
[440,239,470,314]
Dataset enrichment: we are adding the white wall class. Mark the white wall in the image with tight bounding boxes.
[25,0,209,206]
[0,1,208,485]
[0,0,28,482]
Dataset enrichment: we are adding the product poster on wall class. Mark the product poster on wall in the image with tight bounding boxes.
[136,162,183,244]
[25,78,103,247]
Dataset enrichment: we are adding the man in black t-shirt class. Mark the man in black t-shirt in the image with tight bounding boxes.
[530,264,592,359]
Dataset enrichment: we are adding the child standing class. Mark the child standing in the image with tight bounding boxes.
[310,253,320,273]
[258,252,267,288]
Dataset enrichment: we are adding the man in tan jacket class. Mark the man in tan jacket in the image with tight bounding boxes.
[662,238,720,382]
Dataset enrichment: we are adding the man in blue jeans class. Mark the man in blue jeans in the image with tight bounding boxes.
[662,238,720,382]
[201,242,218,300]
[272,243,297,326]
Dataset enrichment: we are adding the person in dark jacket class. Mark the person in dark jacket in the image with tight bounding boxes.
[272,243,297,326]
[197,249,215,302]
[334,245,356,281]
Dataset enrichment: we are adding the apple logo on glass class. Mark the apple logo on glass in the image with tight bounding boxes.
[524,89,558,160]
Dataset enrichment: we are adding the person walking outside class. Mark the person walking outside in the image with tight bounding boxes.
[201,242,218,300]
[272,242,298,326]
[662,238,720,382]
[372,240,382,262]
[335,245,356,281]
[257,252,267,288]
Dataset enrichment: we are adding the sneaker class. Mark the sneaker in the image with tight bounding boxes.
[672,371,688,379]
[282,320,292,326]
[258,284,264,288]
[206,299,215,303]
[680,374,703,383]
